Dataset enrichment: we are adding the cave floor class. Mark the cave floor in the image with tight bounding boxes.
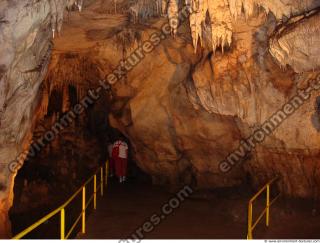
[77,179,320,239]
[77,180,248,239]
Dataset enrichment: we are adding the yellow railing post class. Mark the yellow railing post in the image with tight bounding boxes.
[247,176,281,239]
[60,209,65,240]
[94,175,97,210]
[82,186,86,234]
[100,167,104,196]
[105,160,109,186]
[12,162,112,240]
[266,184,270,227]
[247,202,253,240]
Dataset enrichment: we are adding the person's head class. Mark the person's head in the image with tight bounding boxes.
[119,134,129,142]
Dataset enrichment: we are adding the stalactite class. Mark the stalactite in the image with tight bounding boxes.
[129,0,163,23]
[39,88,49,119]
[184,0,232,52]
[66,0,77,9]
[76,0,84,12]
[129,0,319,54]
[225,0,315,21]
[62,85,70,113]
[50,0,85,39]
[48,0,65,37]
[208,0,233,53]
[49,0,58,38]
[161,0,168,16]
[66,0,84,12]
[76,86,86,102]
[227,0,255,20]
[167,0,180,36]
[129,5,139,23]
[76,85,81,102]
[44,54,101,109]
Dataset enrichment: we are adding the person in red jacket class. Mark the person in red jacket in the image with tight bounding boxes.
[112,138,129,183]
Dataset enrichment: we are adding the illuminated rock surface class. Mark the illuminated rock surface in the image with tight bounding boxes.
[0,0,320,237]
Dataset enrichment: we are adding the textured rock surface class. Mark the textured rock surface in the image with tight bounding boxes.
[1,0,320,238]
[107,5,320,195]
[270,11,320,72]
[10,98,111,237]
[0,0,55,237]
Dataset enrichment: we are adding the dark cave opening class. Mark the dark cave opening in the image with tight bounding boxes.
[9,83,150,239]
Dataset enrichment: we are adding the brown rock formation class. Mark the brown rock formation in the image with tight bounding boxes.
[1,0,320,238]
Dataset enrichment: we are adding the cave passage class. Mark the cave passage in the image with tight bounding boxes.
[2,0,320,240]
[8,65,319,239]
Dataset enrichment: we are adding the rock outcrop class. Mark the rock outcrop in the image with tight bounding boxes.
[0,0,55,237]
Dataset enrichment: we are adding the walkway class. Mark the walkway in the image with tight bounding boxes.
[77,180,248,239]
[77,180,320,239]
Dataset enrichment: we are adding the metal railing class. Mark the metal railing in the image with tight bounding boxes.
[247,176,281,239]
[13,161,109,239]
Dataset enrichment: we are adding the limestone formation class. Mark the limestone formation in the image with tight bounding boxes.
[1,0,320,238]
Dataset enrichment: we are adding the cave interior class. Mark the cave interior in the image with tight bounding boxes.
[1,0,320,240]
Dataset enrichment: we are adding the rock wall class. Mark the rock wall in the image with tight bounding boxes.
[188,13,320,197]
[0,0,55,237]
[107,37,246,189]
[9,82,111,237]
[270,10,320,72]
[0,0,82,237]
[108,10,320,197]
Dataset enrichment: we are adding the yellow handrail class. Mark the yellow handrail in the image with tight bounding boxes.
[247,176,281,239]
[13,160,109,240]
